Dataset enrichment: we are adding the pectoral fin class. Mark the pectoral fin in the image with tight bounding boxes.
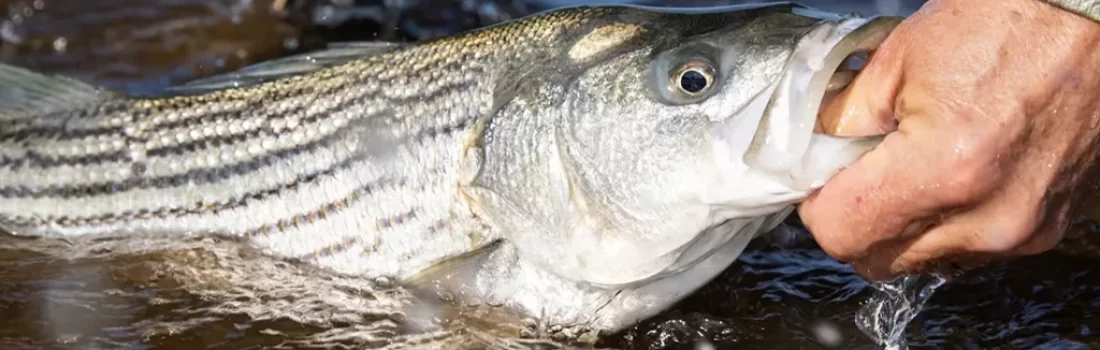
[400,240,536,335]
[405,239,504,300]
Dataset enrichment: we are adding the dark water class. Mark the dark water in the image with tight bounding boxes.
[2,0,1099,349]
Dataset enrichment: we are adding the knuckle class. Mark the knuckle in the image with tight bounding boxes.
[1016,205,1071,255]
[805,217,861,262]
[937,163,991,205]
[818,240,860,263]
[970,200,1045,253]
[799,196,868,263]
[935,135,1002,205]
[1016,228,1063,256]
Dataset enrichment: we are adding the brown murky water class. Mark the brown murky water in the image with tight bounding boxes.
[2,0,1099,349]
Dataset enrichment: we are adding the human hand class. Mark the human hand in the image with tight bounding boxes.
[799,0,1100,281]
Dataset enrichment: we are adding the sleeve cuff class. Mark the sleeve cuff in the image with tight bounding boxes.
[1041,0,1100,23]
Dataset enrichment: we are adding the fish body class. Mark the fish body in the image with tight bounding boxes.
[0,2,899,335]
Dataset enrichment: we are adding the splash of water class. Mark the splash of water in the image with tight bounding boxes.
[855,273,948,350]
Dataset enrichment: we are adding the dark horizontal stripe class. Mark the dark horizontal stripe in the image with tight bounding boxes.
[0,123,123,144]
[0,161,409,229]
[292,208,421,261]
[1,72,477,170]
[296,236,365,261]
[145,127,264,158]
[140,67,476,148]
[0,124,370,199]
[242,181,420,238]
[0,84,288,144]
[142,81,375,158]
[0,57,475,148]
[0,147,129,169]
[130,95,278,143]
[0,113,475,199]
[0,101,128,143]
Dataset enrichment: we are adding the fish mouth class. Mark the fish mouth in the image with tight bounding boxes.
[742,14,903,191]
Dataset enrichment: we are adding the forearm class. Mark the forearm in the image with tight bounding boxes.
[1041,0,1100,23]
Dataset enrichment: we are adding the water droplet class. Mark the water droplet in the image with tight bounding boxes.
[372,276,393,288]
[811,320,843,347]
[55,334,80,344]
[283,37,299,51]
[0,21,23,44]
[437,291,454,302]
[51,37,66,53]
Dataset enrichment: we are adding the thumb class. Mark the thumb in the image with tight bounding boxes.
[816,49,904,137]
[799,43,911,262]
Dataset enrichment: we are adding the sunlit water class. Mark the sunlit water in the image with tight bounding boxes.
[2,0,1100,349]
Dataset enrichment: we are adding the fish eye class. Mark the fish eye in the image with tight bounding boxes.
[679,70,708,93]
[669,59,716,97]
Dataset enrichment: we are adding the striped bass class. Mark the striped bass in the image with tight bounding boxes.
[0,2,900,339]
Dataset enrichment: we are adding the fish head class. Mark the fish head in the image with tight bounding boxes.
[538,5,901,286]
[463,4,902,328]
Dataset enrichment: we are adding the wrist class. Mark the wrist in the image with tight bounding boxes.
[933,0,1100,30]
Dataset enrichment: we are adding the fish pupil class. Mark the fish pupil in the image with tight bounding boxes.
[679,70,708,94]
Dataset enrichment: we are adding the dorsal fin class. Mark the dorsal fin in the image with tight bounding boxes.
[163,41,411,95]
[0,63,113,121]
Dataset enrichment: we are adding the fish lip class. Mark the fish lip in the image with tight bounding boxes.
[741,14,903,189]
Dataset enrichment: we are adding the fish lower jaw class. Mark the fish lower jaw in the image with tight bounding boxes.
[745,16,901,191]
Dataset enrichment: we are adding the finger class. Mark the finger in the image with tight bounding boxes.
[816,48,903,137]
[849,218,974,281]
[799,35,910,262]
[851,183,1045,280]
[799,118,972,263]
[1012,156,1100,256]
[804,70,1015,263]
